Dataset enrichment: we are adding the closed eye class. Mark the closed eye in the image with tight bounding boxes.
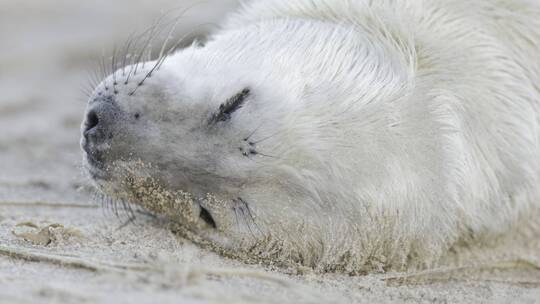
[209,88,250,124]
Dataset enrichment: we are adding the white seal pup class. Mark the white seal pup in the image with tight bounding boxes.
[81,0,540,272]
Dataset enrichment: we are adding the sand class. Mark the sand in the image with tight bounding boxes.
[1,1,539,303]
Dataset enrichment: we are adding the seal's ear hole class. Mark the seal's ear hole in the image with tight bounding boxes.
[209,88,250,124]
[134,113,140,120]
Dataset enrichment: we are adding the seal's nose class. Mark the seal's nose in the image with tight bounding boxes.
[81,100,118,154]
[83,109,99,136]
[82,107,105,146]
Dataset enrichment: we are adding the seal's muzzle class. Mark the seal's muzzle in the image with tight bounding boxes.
[81,96,121,169]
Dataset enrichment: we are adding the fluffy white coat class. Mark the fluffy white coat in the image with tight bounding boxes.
[86,0,540,272]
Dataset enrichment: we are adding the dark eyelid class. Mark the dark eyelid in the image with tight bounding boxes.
[209,88,250,124]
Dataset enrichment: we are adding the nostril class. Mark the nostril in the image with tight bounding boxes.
[84,110,99,133]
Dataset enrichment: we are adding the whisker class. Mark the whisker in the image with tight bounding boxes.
[111,44,118,94]
[88,2,217,97]
[109,197,118,218]
[233,206,240,229]
[125,13,179,83]
[81,62,98,98]
[115,216,136,231]
[121,32,136,77]
[236,199,256,239]
[156,21,219,71]
[89,70,100,92]
[132,16,166,76]
[88,57,102,91]
[97,192,111,218]
[125,29,154,84]
[118,198,131,219]
[255,152,280,159]
[252,129,285,144]
[157,1,211,60]
[100,50,109,90]
[244,121,265,141]
[239,197,263,236]
[89,188,145,227]
[79,82,93,97]
[132,22,206,94]
[130,28,193,95]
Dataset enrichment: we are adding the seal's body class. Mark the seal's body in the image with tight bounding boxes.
[81,0,540,272]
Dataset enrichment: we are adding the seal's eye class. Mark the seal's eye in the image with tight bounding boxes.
[209,88,250,123]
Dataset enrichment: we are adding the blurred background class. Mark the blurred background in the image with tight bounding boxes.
[0,0,238,203]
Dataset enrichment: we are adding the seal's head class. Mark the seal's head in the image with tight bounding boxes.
[82,16,416,271]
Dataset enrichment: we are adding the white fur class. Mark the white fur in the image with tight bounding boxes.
[87,0,540,272]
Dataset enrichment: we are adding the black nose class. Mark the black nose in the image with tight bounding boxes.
[82,108,101,156]
[82,101,118,149]
[84,109,99,136]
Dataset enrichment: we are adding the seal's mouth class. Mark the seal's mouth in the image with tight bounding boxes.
[198,205,217,228]
[82,149,108,180]
[84,150,103,167]
[81,149,222,234]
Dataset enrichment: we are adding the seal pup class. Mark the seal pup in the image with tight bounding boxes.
[81,0,540,272]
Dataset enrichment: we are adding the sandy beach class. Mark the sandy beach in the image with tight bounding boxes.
[1,1,540,303]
